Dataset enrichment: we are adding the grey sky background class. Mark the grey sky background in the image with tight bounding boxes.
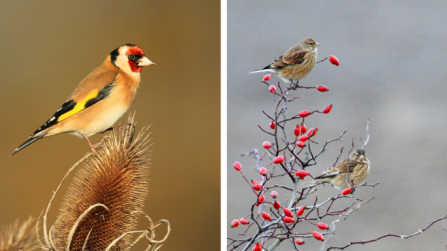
[228,1,447,250]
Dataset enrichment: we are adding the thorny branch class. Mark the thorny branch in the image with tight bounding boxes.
[229,78,383,251]
[361,119,370,150]
[230,58,447,251]
[327,213,447,250]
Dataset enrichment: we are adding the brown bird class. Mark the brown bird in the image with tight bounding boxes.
[250,37,319,88]
[311,149,371,190]
[11,44,155,156]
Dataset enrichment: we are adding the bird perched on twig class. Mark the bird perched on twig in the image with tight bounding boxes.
[311,149,371,190]
[249,37,319,88]
[11,44,155,156]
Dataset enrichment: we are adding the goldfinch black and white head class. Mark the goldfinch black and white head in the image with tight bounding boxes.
[110,44,155,75]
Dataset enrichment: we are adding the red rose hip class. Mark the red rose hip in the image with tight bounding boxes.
[342,187,353,195]
[300,123,307,134]
[307,128,318,137]
[313,231,324,241]
[317,85,329,92]
[261,212,272,221]
[329,55,340,66]
[317,222,329,230]
[263,74,272,81]
[294,125,300,137]
[233,161,242,171]
[298,110,311,117]
[296,141,306,148]
[283,208,293,217]
[295,238,304,245]
[273,201,281,210]
[282,216,295,223]
[273,156,285,164]
[323,104,332,114]
[299,135,308,142]
[240,218,249,225]
[297,206,306,216]
[263,141,272,149]
[253,243,262,251]
[295,170,310,179]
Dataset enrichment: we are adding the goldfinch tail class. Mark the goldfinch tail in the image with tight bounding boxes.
[10,132,48,156]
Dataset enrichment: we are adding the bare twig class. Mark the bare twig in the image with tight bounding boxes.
[229,78,378,251]
[361,119,370,149]
[327,214,447,250]
[317,57,328,63]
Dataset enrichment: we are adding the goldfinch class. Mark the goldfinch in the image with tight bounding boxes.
[311,149,371,190]
[250,37,319,87]
[11,44,155,156]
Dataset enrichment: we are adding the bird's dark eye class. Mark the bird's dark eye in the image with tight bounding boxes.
[129,54,135,60]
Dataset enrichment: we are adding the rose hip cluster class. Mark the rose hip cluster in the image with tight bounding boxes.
[231,157,333,249]
[230,55,347,250]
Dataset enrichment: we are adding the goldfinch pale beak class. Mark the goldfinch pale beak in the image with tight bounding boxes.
[138,56,156,66]
[316,42,320,47]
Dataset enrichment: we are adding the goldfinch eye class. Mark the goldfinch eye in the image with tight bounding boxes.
[129,54,135,60]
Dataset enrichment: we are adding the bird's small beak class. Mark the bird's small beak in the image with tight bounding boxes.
[316,42,320,47]
[138,56,156,66]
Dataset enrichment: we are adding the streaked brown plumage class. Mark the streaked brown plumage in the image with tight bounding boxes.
[11,44,155,156]
[250,37,319,86]
[312,149,371,190]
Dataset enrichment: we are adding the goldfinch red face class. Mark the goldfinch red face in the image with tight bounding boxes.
[110,44,155,75]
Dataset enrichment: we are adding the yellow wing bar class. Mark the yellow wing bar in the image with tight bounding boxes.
[58,89,99,122]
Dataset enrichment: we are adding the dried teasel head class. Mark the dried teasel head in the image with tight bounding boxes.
[0,216,37,251]
[54,117,151,251]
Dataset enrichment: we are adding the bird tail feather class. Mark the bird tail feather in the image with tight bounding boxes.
[248,68,274,74]
[10,132,48,156]
[302,172,342,187]
[313,171,341,180]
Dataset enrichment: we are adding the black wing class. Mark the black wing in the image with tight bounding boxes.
[11,82,115,156]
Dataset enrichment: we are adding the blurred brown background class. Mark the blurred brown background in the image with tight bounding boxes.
[0,1,220,250]
[228,1,447,250]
